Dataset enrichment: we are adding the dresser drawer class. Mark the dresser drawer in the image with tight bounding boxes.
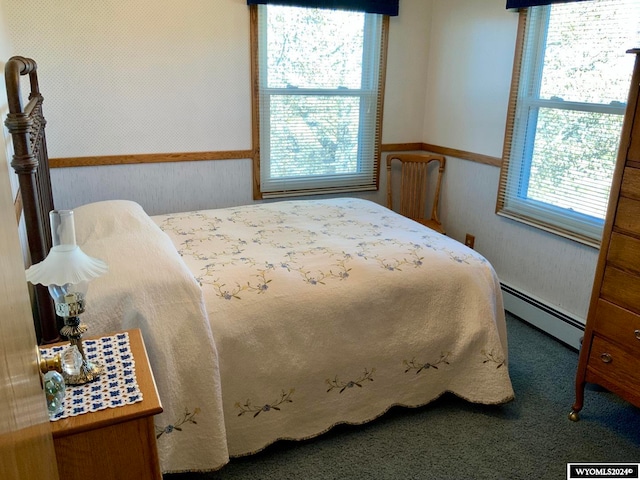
[593,299,640,353]
[600,266,640,316]
[629,103,640,163]
[621,167,640,200]
[587,336,640,395]
[607,232,640,275]
[615,196,640,236]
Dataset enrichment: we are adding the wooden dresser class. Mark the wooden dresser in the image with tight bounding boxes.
[570,48,640,421]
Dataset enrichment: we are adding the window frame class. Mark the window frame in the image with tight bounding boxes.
[496,5,630,247]
[250,4,389,199]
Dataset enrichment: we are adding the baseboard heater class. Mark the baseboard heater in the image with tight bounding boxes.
[500,282,584,351]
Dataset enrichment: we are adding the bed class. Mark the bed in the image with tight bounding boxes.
[6,56,514,473]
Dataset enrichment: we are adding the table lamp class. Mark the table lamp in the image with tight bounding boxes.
[26,210,108,384]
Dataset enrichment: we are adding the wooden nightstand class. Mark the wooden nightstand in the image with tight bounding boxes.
[49,329,163,480]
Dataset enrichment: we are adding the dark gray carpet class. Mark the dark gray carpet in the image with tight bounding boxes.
[165,313,640,480]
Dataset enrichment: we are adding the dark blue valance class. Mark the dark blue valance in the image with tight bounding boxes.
[506,0,589,8]
[247,0,399,16]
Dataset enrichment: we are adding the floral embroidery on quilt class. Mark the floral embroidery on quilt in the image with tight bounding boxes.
[154,200,491,302]
[283,248,353,285]
[482,349,506,368]
[160,212,223,236]
[403,353,451,374]
[449,251,487,265]
[326,368,375,393]
[206,263,275,300]
[155,407,201,439]
[235,389,295,418]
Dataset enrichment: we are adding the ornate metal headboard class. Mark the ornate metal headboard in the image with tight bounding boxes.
[5,56,58,344]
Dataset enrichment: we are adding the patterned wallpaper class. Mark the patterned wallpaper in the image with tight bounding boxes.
[4,0,253,158]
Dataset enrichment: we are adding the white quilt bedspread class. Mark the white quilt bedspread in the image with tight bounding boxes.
[73,200,229,473]
[152,198,514,461]
[72,198,513,473]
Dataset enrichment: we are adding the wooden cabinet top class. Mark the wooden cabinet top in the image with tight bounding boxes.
[49,329,162,439]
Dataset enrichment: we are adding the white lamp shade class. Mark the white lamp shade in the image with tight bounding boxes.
[25,245,108,287]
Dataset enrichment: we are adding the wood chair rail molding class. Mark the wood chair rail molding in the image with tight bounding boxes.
[381,143,502,167]
[48,144,502,169]
[49,149,254,168]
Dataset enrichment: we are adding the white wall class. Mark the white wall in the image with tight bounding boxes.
[383,0,432,142]
[6,0,253,157]
[4,0,598,321]
[423,0,597,320]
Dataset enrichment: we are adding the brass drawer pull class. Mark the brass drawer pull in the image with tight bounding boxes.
[600,353,613,364]
[635,329,640,340]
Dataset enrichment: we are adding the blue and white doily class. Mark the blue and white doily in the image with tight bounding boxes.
[40,331,143,421]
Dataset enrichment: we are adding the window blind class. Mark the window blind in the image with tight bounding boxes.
[497,0,639,246]
[506,0,589,8]
[253,4,387,198]
[247,0,399,16]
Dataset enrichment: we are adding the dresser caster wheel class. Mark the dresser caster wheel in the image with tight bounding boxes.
[568,410,580,422]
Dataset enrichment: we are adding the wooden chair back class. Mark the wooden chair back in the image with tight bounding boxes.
[386,153,446,234]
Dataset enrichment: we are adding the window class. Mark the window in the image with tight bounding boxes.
[250,4,388,198]
[497,0,640,246]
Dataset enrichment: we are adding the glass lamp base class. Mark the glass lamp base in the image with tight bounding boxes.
[63,359,104,385]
